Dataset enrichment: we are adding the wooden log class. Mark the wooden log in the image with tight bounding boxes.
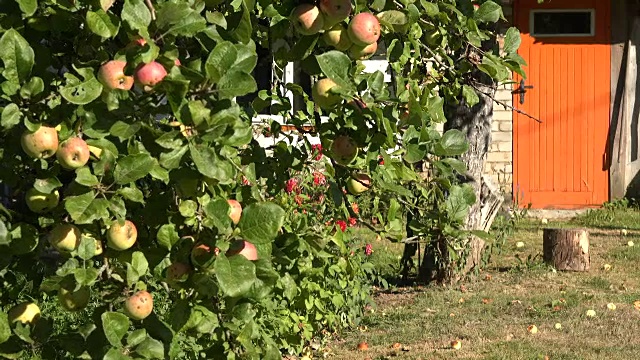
[543,228,590,271]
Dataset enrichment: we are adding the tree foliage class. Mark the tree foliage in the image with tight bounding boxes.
[0,0,523,358]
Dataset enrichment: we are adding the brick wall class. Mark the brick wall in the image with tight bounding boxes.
[483,0,515,197]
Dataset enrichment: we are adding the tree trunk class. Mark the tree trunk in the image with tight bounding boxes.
[543,228,590,271]
[420,72,496,283]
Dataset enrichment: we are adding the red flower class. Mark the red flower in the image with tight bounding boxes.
[313,172,326,186]
[294,195,303,205]
[351,202,360,214]
[241,176,251,186]
[348,217,357,227]
[364,243,373,256]
[378,156,385,165]
[285,178,298,193]
[335,220,347,232]
[317,194,325,204]
[311,144,323,161]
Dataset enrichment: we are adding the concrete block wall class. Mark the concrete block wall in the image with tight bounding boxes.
[483,0,515,196]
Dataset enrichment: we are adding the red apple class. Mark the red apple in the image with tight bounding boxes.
[98,60,134,90]
[348,41,378,60]
[330,135,358,165]
[319,0,352,28]
[124,290,153,320]
[347,12,381,46]
[135,61,167,89]
[226,240,258,261]
[56,137,90,170]
[323,24,353,51]
[291,4,325,36]
[20,126,59,159]
[312,78,341,110]
[227,199,242,225]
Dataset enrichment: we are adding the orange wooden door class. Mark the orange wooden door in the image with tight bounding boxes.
[513,0,611,209]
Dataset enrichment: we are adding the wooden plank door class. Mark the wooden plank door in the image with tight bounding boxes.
[513,0,611,209]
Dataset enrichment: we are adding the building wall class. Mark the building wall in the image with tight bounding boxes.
[483,0,515,198]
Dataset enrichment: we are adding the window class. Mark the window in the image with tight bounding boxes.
[530,9,594,37]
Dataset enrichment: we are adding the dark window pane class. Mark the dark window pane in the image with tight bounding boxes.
[532,11,592,36]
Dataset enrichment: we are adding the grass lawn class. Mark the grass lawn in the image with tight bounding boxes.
[325,207,640,359]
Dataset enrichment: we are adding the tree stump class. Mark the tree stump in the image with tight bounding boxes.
[543,228,590,271]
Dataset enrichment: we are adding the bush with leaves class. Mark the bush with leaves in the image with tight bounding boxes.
[0,0,523,358]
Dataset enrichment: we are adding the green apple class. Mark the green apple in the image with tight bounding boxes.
[8,303,40,324]
[347,173,372,195]
[107,220,138,251]
[312,78,341,110]
[58,285,90,311]
[25,188,59,213]
[49,224,81,252]
[21,126,59,159]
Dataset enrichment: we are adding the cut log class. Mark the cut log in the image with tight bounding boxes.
[542,228,590,271]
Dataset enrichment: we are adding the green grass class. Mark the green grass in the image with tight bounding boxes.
[324,209,640,360]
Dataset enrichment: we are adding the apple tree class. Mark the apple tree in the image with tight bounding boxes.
[0,0,522,358]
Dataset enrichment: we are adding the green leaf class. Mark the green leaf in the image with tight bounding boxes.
[117,187,145,204]
[74,267,100,286]
[462,85,480,107]
[65,191,110,224]
[205,42,237,82]
[20,76,44,98]
[420,0,439,16]
[0,220,9,246]
[156,2,207,36]
[433,129,469,157]
[0,29,35,84]
[203,199,231,231]
[156,224,179,250]
[445,184,476,222]
[503,27,521,54]
[127,252,149,286]
[122,0,152,38]
[1,103,21,129]
[76,235,97,261]
[60,70,103,105]
[215,254,256,298]
[75,167,99,187]
[131,252,149,276]
[101,312,130,348]
[238,202,285,244]
[104,348,133,360]
[0,312,10,344]
[159,146,187,170]
[86,10,120,39]
[189,144,234,184]
[16,0,37,16]
[178,200,197,218]
[315,51,356,93]
[8,223,38,255]
[217,70,257,99]
[475,0,503,23]
[127,329,147,347]
[114,153,155,184]
[110,121,141,140]
[33,177,62,194]
[440,158,467,174]
[135,337,165,359]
